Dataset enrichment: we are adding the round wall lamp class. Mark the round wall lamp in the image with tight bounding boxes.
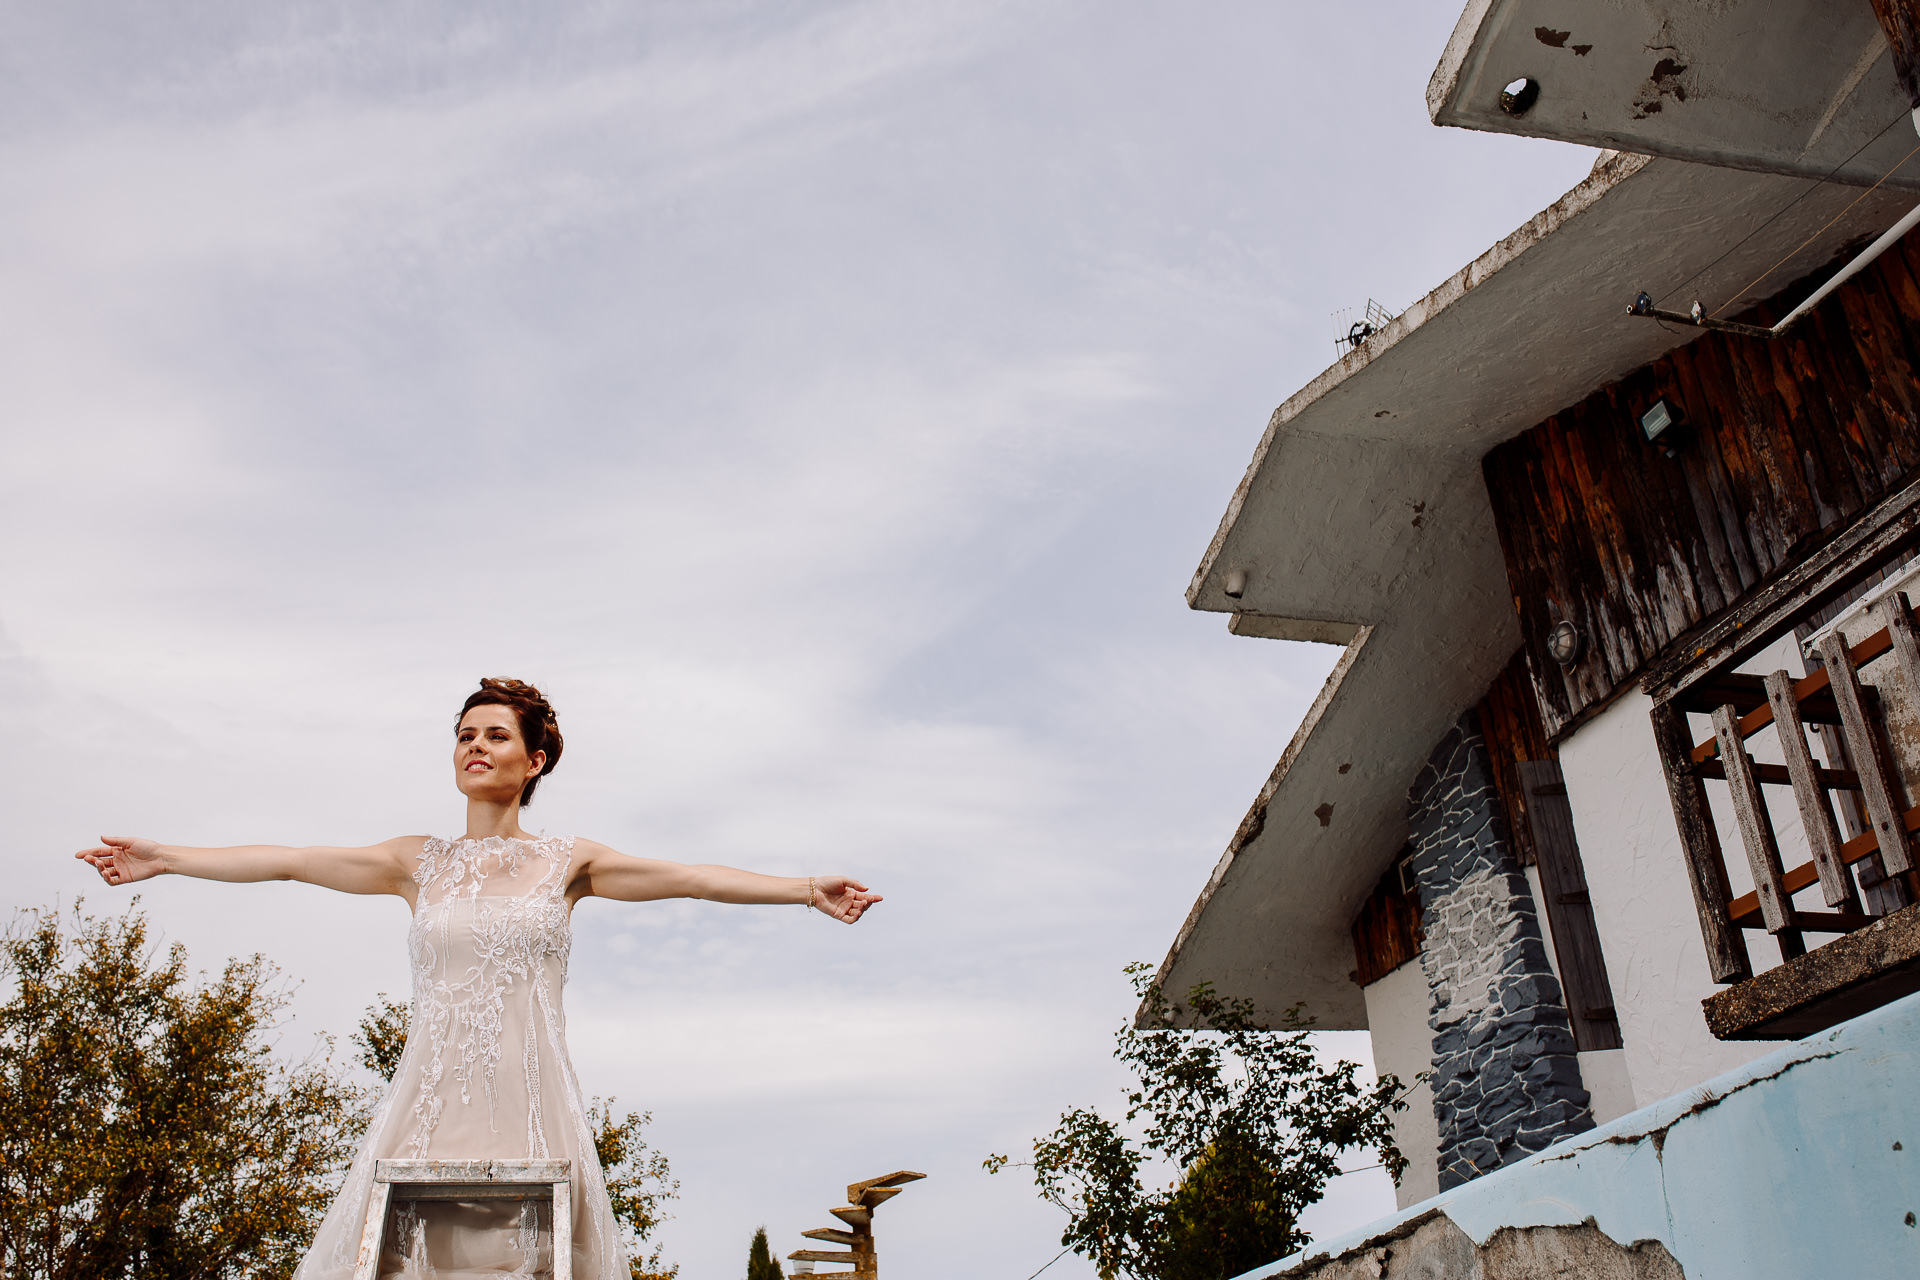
[1546,620,1584,667]
[1501,77,1540,116]
[1224,567,1249,598]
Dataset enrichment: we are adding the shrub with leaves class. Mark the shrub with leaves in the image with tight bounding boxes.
[987,963,1408,1280]
[0,901,365,1280]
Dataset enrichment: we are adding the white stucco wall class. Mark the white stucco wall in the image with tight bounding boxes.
[1361,958,1439,1209]
[1521,863,1560,987]
[1575,1048,1636,1123]
[1522,863,1637,1123]
[1557,687,1780,1106]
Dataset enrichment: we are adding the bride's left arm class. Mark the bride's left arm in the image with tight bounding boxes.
[569,839,881,923]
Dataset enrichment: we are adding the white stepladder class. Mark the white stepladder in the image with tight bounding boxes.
[352,1158,573,1280]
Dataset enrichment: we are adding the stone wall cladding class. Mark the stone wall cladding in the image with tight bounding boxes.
[1407,713,1593,1190]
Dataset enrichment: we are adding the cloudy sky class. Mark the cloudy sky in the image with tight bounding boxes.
[0,3,1596,1277]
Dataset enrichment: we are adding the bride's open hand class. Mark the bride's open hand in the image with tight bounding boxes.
[814,876,882,924]
[75,836,165,886]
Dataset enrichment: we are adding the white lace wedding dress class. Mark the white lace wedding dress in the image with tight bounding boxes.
[295,835,627,1280]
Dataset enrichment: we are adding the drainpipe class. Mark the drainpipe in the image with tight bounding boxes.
[1628,200,1920,340]
[1624,4,1920,339]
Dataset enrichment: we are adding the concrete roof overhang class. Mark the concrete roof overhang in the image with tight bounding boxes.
[1428,0,1920,192]
[1153,150,1918,1030]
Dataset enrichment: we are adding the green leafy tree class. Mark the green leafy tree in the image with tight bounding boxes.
[745,1225,783,1280]
[591,1099,680,1280]
[352,997,681,1280]
[0,901,366,1280]
[349,993,409,1082]
[987,964,1408,1280]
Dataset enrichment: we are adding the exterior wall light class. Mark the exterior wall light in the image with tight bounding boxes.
[1224,567,1248,598]
[1639,397,1687,458]
[1500,77,1539,116]
[1546,620,1584,667]
[1640,399,1677,442]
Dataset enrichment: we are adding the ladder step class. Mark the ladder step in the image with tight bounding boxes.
[846,1171,926,1202]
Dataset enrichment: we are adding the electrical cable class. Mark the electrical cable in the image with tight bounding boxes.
[1709,136,1920,317]
[1023,1247,1072,1280]
[1656,108,1910,310]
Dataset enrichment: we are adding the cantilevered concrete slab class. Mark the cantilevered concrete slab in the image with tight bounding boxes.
[1429,0,1920,191]
[1155,151,1917,1028]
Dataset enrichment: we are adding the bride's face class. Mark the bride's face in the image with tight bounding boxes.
[454,705,546,803]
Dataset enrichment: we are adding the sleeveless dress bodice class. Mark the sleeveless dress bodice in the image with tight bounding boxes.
[295,836,625,1280]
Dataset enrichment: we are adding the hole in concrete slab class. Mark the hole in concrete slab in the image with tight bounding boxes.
[1501,77,1540,116]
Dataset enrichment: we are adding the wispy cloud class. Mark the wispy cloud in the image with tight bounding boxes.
[0,2,1597,1276]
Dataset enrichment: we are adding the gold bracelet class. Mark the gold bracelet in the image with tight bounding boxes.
[806,875,815,912]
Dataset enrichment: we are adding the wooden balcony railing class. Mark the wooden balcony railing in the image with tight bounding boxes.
[1644,474,1920,1000]
[1678,596,1920,960]
[1635,475,1920,1036]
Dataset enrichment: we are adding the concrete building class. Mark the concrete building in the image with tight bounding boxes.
[1153,3,1920,1273]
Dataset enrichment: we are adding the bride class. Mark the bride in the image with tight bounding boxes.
[75,678,881,1280]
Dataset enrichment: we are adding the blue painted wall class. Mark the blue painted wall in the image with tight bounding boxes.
[1248,988,1920,1278]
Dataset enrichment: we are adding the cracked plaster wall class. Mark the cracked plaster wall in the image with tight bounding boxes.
[1407,714,1593,1189]
[1271,1212,1683,1280]
[1254,989,1920,1280]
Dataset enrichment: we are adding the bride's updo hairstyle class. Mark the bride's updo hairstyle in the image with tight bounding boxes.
[458,678,564,807]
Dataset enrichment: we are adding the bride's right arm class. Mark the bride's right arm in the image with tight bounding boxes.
[75,834,423,899]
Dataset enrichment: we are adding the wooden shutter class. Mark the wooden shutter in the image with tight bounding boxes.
[1476,652,1553,867]
[1350,850,1423,987]
[1516,759,1624,1052]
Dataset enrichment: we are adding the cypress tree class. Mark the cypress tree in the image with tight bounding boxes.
[747,1226,784,1280]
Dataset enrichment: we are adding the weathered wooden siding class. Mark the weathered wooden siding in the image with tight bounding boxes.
[1474,647,1554,867]
[1483,229,1920,739]
[1350,854,1422,988]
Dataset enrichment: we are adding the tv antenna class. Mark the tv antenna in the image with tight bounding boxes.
[1332,298,1399,354]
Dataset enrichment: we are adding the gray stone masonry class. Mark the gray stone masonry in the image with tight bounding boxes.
[1406,713,1593,1190]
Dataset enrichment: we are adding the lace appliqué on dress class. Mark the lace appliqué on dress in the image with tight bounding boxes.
[292,833,622,1280]
[404,836,573,1155]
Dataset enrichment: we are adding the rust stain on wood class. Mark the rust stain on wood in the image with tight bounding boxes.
[1484,230,1920,740]
[1473,648,1553,867]
[1350,855,1422,988]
